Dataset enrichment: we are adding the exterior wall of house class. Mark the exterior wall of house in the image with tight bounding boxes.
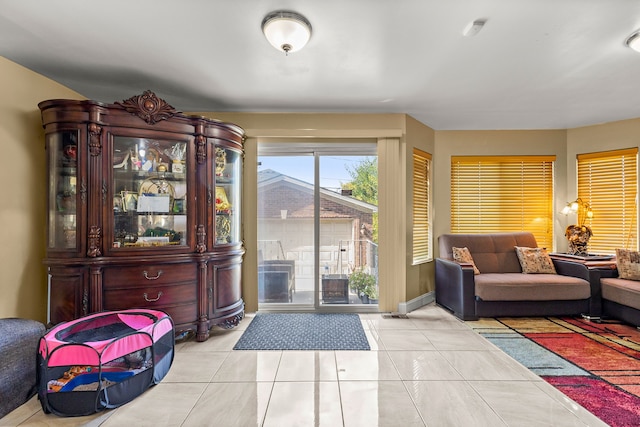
[258,181,375,291]
[0,56,84,321]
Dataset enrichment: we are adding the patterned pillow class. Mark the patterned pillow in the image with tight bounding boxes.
[452,247,480,274]
[616,248,640,281]
[515,246,556,274]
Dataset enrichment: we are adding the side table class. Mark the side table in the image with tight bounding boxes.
[550,253,618,320]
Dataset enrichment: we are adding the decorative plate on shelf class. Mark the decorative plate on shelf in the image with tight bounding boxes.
[138,178,175,198]
[138,179,175,213]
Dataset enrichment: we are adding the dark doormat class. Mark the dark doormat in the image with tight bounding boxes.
[233,313,370,350]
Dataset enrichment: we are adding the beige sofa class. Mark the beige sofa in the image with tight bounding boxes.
[600,277,640,326]
[435,232,598,320]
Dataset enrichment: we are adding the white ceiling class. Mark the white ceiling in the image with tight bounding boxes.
[2,0,640,130]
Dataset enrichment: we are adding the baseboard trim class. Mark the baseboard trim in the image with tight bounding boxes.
[397,291,435,314]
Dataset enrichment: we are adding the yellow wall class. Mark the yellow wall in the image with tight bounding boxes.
[404,116,435,301]
[187,112,420,312]
[433,129,569,256]
[566,117,640,200]
[0,56,84,321]
[4,54,639,320]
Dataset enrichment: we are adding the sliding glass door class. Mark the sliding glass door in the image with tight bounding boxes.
[257,155,315,306]
[257,142,378,310]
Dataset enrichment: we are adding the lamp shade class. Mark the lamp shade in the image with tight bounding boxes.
[262,11,311,54]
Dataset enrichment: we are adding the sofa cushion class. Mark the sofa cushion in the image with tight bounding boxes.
[615,248,640,281]
[515,246,556,274]
[452,247,480,274]
[474,273,590,301]
[601,277,640,311]
[439,232,539,273]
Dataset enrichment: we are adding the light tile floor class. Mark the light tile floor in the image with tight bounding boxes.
[1,304,608,427]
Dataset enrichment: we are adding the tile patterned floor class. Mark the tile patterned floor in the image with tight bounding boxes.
[0,304,608,426]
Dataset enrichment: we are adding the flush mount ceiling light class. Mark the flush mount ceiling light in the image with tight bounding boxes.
[625,30,640,52]
[262,10,312,54]
[463,19,487,37]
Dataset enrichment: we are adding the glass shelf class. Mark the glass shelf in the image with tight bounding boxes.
[214,146,241,245]
[112,136,188,249]
[48,130,79,249]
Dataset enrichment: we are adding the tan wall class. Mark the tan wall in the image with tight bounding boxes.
[566,118,640,252]
[188,111,413,312]
[0,56,84,321]
[567,117,640,200]
[433,130,569,255]
[405,116,436,300]
[4,55,639,319]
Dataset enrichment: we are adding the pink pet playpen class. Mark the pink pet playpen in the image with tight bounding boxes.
[37,309,174,416]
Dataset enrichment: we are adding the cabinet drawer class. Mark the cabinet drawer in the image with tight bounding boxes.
[103,263,197,289]
[103,282,196,308]
[103,298,197,327]
[103,283,197,326]
[156,304,198,327]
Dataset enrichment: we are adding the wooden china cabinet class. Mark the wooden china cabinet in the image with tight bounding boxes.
[40,91,245,341]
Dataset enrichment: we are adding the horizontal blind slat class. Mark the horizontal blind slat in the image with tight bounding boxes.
[451,157,554,248]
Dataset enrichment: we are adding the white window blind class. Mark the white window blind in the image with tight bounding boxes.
[413,149,432,264]
[577,148,638,254]
[451,156,555,249]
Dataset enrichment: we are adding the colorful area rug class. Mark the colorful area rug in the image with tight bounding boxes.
[233,313,370,350]
[470,317,640,427]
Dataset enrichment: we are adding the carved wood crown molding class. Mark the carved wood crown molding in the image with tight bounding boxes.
[115,90,180,125]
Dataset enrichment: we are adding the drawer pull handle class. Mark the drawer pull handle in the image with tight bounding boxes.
[143,270,163,280]
[143,291,163,302]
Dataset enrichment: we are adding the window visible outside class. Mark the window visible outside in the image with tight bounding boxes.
[413,149,432,264]
[450,155,555,249]
[257,148,378,307]
[577,148,638,254]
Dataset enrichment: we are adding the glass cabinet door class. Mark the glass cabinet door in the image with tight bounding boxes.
[112,136,188,248]
[215,146,241,245]
[48,131,79,250]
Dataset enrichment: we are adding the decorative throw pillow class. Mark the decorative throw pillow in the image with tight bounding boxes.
[452,247,480,274]
[515,246,556,274]
[615,248,640,281]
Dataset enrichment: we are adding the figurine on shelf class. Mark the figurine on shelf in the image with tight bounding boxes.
[215,148,226,176]
[130,146,141,171]
[113,151,130,169]
[215,187,231,213]
[164,143,186,173]
[216,215,231,244]
[64,144,77,160]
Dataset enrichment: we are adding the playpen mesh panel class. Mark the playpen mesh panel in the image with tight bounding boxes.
[62,322,136,343]
[38,309,174,417]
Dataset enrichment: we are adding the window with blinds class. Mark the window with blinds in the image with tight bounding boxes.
[577,148,638,254]
[451,156,555,249]
[412,149,432,264]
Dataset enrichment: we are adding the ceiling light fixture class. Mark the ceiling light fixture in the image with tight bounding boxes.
[625,30,640,52]
[463,19,487,37]
[262,10,312,55]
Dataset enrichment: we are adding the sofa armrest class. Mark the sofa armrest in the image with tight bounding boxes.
[552,258,602,318]
[435,257,477,320]
[552,258,589,280]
